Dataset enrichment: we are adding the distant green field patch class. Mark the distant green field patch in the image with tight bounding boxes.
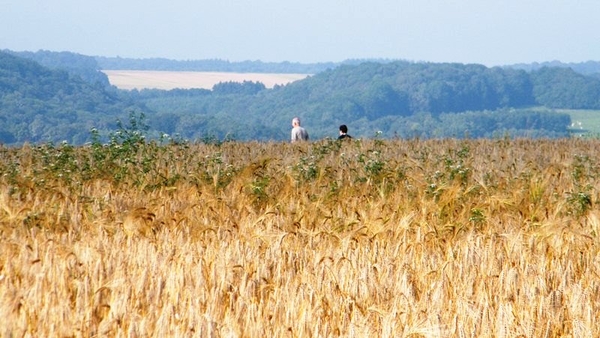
[558,109,600,137]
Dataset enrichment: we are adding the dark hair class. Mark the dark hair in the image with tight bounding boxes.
[339,124,348,133]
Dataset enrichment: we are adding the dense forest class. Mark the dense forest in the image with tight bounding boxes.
[2,49,600,145]
[0,51,146,144]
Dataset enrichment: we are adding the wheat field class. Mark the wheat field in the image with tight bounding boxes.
[1,138,599,337]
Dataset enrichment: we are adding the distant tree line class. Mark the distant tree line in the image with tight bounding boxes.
[3,50,600,145]
[94,56,346,74]
[508,60,600,77]
[3,49,110,86]
[95,54,600,77]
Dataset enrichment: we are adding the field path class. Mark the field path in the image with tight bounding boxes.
[102,70,310,90]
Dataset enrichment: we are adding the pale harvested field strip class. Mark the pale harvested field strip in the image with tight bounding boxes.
[102,70,311,90]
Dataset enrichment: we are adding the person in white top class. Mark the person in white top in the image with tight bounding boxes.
[291,117,309,142]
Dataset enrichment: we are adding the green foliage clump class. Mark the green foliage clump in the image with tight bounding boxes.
[566,154,596,216]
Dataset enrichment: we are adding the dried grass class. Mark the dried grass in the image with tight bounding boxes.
[1,138,599,337]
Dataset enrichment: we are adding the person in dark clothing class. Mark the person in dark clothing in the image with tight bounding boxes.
[338,124,352,140]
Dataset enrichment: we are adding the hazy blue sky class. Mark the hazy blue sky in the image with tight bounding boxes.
[1,0,599,66]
